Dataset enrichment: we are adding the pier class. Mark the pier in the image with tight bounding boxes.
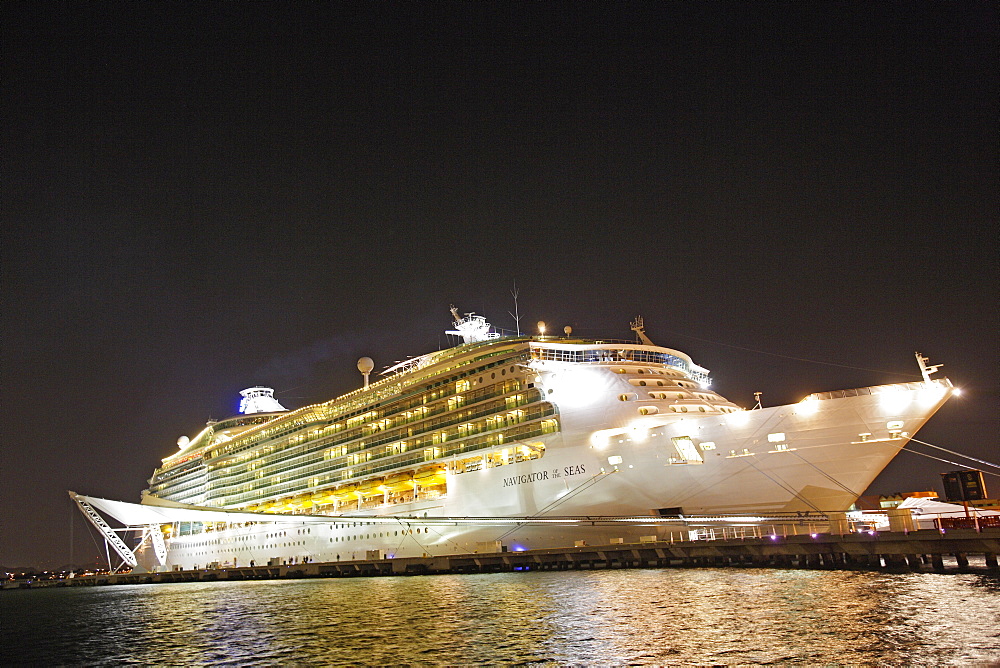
[19,527,997,588]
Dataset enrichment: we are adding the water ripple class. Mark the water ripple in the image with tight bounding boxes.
[2,569,998,665]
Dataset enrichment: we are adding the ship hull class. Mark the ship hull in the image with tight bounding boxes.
[137,383,950,571]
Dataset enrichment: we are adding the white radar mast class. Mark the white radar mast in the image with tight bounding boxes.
[630,316,656,346]
[447,305,500,344]
[238,387,287,415]
[915,352,943,383]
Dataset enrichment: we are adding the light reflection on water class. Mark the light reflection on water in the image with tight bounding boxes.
[2,569,998,665]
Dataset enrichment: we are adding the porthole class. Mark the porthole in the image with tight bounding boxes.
[638,380,646,386]
[502,369,506,376]
[491,373,496,379]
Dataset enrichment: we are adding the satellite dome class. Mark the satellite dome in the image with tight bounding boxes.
[177,435,190,448]
[357,357,374,374]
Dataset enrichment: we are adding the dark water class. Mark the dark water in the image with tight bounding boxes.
[2,569,998,665]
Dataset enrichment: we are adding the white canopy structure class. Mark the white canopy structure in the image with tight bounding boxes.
[897,496,1000,518]
[863,496,1000,531]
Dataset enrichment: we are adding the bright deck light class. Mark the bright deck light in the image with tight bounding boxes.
[878,385,911,412]
[726,409,751,426]
[543,367,606,409]
[796,397,820,415]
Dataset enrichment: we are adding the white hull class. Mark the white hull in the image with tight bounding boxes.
[140,382,950,571]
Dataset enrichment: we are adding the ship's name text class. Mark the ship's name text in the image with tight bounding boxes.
[502,465,586,488]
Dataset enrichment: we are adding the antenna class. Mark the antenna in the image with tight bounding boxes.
[509,280,522,336]
[753,391,762,409]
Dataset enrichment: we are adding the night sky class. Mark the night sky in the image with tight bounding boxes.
[4,3,997,569]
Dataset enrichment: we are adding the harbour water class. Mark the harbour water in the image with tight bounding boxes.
[3,569,998,664]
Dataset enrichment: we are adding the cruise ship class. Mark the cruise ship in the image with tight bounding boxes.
[71,310,955,572]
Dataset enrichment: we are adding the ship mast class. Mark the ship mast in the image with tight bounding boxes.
[915,352,943,383]
[630,316,656,346]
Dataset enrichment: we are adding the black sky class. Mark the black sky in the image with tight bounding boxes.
[3,3,997,568]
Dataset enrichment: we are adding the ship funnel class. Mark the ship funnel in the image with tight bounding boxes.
[445,306,500,344]
[238,387,287,415]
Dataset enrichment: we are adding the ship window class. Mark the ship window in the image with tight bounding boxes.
[672,436,703,463]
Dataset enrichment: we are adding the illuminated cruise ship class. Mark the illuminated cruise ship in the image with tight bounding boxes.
[71,310,955,571]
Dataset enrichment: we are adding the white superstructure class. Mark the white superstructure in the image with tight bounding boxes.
[71,312,954,572]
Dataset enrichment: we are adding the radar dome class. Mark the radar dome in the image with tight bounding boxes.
[357,357,374,374]
[177,435,190,448]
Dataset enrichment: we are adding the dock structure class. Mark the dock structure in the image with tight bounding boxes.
[35,527,999,588]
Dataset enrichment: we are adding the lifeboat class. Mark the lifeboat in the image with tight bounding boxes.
[357,477,386,497]
[384,472,414,492]
[333,482,358,500]
[311,489,336,506]
[280,496,302,512]
[414,466,447,487]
